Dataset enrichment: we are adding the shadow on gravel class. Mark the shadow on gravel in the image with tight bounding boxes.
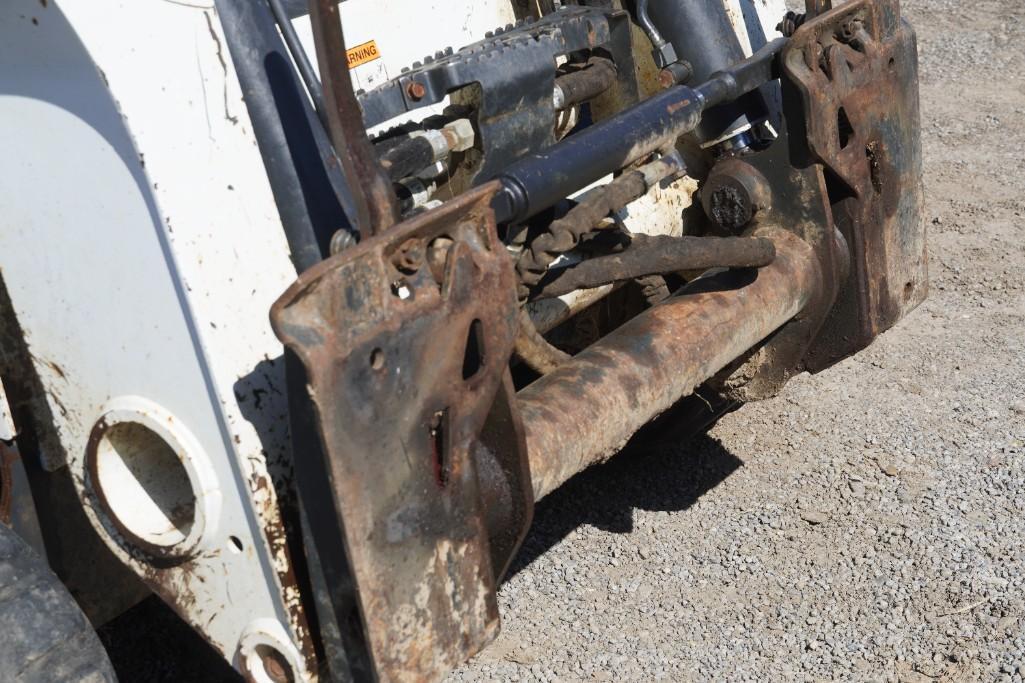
[98,410,741,681]
[506,431,744,581]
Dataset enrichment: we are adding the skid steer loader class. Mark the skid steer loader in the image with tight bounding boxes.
[0,0,924,680]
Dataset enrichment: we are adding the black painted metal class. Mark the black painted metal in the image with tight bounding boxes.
[357,7,623,183]
[267,0,326,123]
[493,39,784,224]
[214,0,358,271]
[645,0,768,143]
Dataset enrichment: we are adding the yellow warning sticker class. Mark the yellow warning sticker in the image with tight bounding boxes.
[346,40,381,69]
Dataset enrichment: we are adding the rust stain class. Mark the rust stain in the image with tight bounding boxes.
[782,0,927,368]
[246,468,316,675]
[666,98,691,114]
[270,183,518,681]
[0,442,17,525]
[519,231,820,500]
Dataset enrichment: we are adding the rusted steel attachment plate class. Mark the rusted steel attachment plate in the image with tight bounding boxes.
[783,0,927,369]
[0,442,15,525]
[271,182,520,681]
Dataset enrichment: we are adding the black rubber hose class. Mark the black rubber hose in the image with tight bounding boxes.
[533,235,777,299]
[376,135,437,182]
[515,169,650,301]
[268,0,326,124]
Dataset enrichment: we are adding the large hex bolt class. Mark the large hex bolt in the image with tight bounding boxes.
[701,159,772,232]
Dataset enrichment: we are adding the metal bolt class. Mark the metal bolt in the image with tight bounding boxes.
[392,238,425,274]
[406,81,427,100]
[701,159,772,232]
[329,229,357,255]
[261,651,291,683]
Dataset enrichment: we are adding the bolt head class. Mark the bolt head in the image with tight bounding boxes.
[406,81,427,100]
[701,160,772,232]
[393,237,425,274]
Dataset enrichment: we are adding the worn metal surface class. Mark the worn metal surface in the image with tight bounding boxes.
[519,230,821,501]
[705,125,844,402]
[705,0,928,401]
[473,370,533,583]
[782,0,927,370]
[0,443,14,526]
[272,182,522,682]
[309,0,399,238]
[554,56,618,110]
[806,0,834,18]
[536,235,777,300]
[701,159,773,231]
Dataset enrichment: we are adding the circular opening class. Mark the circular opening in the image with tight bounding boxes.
[93,421,196,549]
[249,644,294,683]
[228,536,244,553]
[370,348,385,370]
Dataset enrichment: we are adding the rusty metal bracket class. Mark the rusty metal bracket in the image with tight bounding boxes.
[708,0,925,399]
[782,0,927,370]
[0,442,15,526]
[271,182,528,682]
[308,0,399,238]
[705,125,841,401]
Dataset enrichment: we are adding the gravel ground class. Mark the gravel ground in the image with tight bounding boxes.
[448,1,1025,681]
[100,1,1025,681]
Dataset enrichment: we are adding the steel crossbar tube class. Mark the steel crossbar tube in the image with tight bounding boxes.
[518,230,820,500]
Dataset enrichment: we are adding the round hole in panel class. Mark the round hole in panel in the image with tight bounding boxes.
[238,619,307,683]
[85,397,220,559]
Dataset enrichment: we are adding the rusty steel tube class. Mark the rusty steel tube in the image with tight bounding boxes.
[518,230,821,500]
[308,0,399,238]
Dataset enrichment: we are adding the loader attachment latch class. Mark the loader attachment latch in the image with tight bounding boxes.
[271,182,530,681]
[782,0,927,370]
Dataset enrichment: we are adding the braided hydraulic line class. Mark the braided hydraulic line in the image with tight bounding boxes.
[530,234,777,300]
[515,309,571,375]
[513,156,682,374]
[515,156,681,303]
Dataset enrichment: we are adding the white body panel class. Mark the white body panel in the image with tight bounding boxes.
[0,0,784,678]
[0,0,518,678]
[0,0,314,676]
